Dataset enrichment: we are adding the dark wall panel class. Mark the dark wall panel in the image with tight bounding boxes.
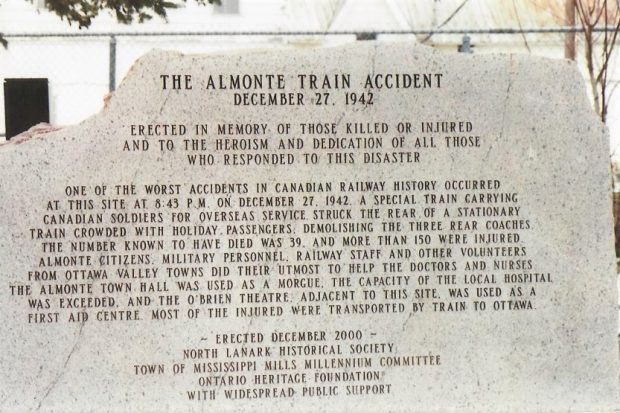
[4,78,50,140]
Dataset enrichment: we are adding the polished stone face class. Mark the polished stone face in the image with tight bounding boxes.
[0,43,617,412]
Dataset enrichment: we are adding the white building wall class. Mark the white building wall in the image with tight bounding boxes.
[0,0,329,134]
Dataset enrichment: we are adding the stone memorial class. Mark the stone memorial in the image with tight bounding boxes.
[0,43,618,412]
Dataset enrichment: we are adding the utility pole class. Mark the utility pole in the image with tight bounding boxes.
[565,0,576,60]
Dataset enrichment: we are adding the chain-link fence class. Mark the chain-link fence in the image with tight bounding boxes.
[0,28,617,139]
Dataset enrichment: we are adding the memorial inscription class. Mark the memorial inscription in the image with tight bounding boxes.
[0,43,618,412]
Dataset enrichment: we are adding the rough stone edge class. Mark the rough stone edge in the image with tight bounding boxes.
[0,122,63,146]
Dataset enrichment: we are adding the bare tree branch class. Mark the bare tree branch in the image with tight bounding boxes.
[571,0,620,122]
[421,0,470,43]
[512,0,531,52]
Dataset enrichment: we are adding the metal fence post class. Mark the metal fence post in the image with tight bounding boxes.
[109,35,117,92]
[458,34,474,53]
